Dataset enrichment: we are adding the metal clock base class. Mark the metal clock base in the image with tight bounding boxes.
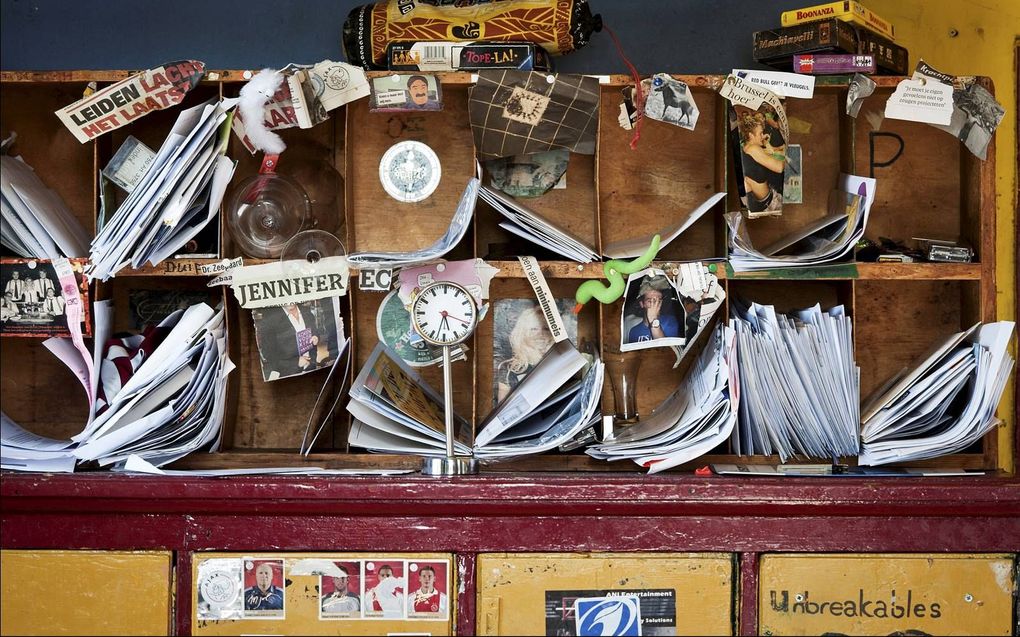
[421,456,480,476]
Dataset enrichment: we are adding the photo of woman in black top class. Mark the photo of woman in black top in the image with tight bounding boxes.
[737,109,786,214]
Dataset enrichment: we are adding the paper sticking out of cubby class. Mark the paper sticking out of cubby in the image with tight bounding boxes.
[479,185,599,263]
[587,324,736,474]
[727,173,875,272]
[860,321,1015,466]
[87,98,237,280]
[603,192,725,259]
[1,153,91,259]
[347,178,478,267]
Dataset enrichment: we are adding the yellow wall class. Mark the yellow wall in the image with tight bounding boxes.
[868,0,1019,471]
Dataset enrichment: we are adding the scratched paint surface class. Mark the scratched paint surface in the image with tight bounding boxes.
[758,553,1016,636]
[191,552,453,636]
[0,549,172,636]
[476,552,734,635]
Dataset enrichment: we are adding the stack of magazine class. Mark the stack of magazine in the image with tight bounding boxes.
[730,301,860,461]
[860,321,1015,465]
[72,303,232,469]
[1,153,91,259]
[478,185,599,263]
[587,324,738,473]
[347,343,473,456]
[473,341,601,461]
[88,98,237,280]
[727,174,874,272]
[347,340,598,460]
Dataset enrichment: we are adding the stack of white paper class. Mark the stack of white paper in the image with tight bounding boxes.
[87,98,237,280]
[727,174,875,272]
[1,411,76,473]
[730,301,860,462]
[347,343,473,456]
[586,324,737,473]
[72,303,234,469]
[1,154,91,259]
[474,347,603,461]
[347,179,478,268]
[859,322,1014,465]
[478,185,599,263]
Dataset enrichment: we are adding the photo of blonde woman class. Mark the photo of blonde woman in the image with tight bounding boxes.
[492,299,577,406]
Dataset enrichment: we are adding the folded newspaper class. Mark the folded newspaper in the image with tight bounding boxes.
[347,343,472,456]
[478,185,599,263]
[474,342,602,461]
[587,324,737,473]
[347,178,478,267]
[727,174,874,272]
[88,98,237,280]
[860,321,1014,465]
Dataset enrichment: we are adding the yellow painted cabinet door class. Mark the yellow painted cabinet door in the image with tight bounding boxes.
[1,550,172,636]
[758,553,1017,636]
[477,552,734,636]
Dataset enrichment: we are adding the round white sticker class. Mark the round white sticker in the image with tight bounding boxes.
[379,140,442,203]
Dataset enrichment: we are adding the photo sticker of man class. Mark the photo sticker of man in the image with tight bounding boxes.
[320,560,362,619]
[370,74,443,112]
[620,268,688,352]
[492,298,578,406]
[242,559,285,618]
[363,560,406,619]
[406,560,450,620]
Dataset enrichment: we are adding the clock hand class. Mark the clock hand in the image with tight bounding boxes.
[446,314,471,325]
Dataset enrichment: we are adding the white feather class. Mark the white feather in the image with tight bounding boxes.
[238,69,287,154]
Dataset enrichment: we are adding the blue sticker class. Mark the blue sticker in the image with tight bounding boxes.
[574,595,642,636]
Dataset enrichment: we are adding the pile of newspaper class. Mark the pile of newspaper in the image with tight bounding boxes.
[587,324,737,473]
[87,98,237,280]
[473,341,603,461]
[1,151,90,259]
[73,303,232,468]
[727,174,874,272]
[2,302,232,471]
[859,322,1015,465]
[478,185,599,263]
[731,301,860,461]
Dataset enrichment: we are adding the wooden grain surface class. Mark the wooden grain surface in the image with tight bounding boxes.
[0,72,1004,472]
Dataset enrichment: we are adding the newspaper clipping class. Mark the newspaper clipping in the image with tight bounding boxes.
[56,61,205,143]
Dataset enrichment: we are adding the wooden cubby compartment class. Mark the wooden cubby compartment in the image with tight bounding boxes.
[0,72,1005,473]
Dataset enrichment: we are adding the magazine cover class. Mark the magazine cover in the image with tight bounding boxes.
[251,296,345,381]
[492,298,577,407]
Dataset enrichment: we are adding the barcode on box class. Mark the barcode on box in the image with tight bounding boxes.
[422,44,449,63]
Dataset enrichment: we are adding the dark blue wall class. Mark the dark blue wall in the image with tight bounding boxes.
[1,0,808,73]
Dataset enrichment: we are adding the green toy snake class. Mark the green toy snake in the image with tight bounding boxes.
[573,235,661,314]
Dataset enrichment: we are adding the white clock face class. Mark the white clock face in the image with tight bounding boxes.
[411,282,477,346]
